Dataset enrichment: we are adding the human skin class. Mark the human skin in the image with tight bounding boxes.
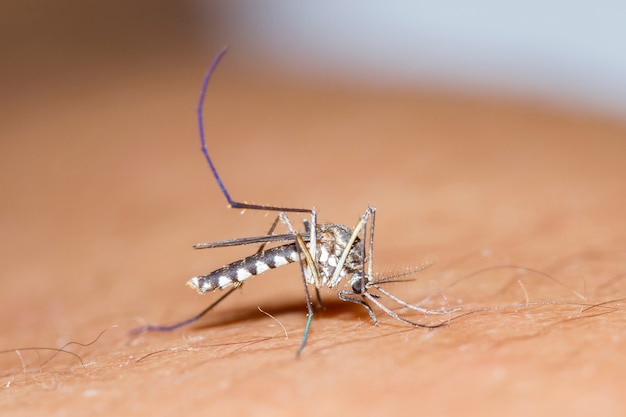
[1,55,625,417]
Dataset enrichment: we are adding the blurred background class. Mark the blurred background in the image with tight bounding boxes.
[2,0,626,118]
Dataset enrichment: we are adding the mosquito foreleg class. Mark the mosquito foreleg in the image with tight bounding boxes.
[329,206,376,288]
[373,285,462,315]
[302,213,322,309]
[337,290,379,325]
[363,292,446,329]
[365,206,376,282]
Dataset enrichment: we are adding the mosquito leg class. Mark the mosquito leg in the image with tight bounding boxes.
[295,234,317,358]
[255,214,282,254]
[297,293,315,359]
[131,284,240,334]
[132,214,283,335]
[278,212,297,234]
[363,292,448,329]
[197,47,311,216]
[176,214,281,334]
[338,290,379,325]
[314,287,324,310]
[309,209,317,280]
[329,206,375,288]
[357,206,376,299]
[300,218,323,309]
[302,212,322,309]
[365,206,376,282]
[373,285,462,315]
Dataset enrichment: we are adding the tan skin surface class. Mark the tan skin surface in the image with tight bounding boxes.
[1,55,625,417]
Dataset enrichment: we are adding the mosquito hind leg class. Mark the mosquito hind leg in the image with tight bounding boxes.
[197,47,312,217]
[130,284,240,334]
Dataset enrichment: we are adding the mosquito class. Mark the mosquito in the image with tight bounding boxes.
[134,47,461,356]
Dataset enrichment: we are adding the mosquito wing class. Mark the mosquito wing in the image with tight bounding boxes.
[193,232,311,249]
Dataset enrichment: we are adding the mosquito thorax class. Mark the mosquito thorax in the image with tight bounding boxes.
[302,223,365,288]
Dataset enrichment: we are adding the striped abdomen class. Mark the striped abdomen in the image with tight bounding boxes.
[187,244,300,294]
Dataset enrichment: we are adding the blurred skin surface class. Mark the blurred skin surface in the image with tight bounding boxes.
[1,49,625,416]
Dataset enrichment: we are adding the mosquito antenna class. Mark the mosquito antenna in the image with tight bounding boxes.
[197,46,310,214]
[370,261,435,285]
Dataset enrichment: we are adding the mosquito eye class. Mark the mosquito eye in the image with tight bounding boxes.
[352,279,364,294]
